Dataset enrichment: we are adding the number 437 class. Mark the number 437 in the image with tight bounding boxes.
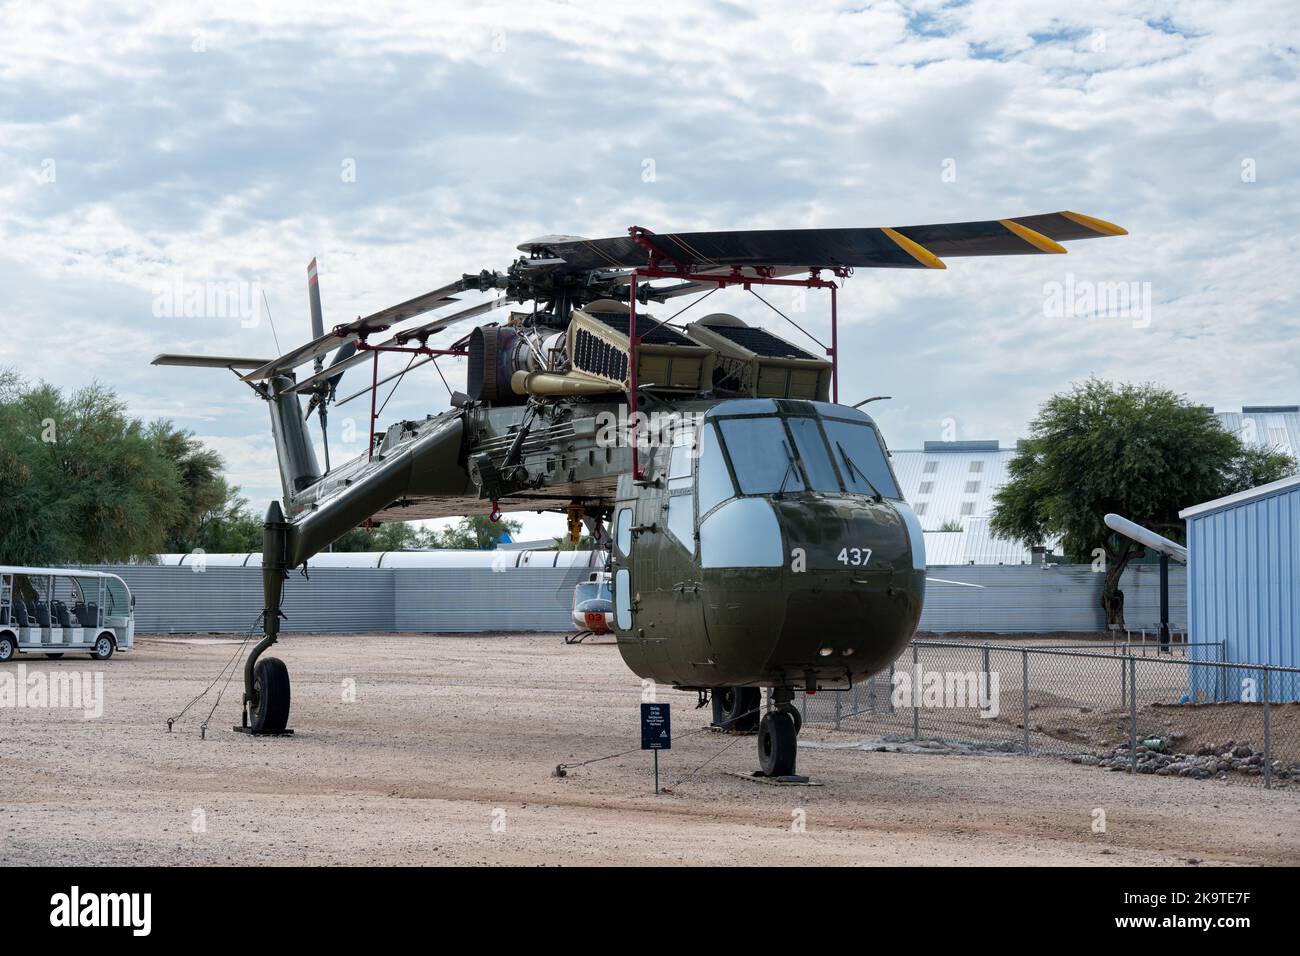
[837,547,872,566]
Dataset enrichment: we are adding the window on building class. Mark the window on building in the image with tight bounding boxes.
[965,481,981,494]
[923,460,938,474]
[969,460,984,473]
[960,502,975,516]
[919,481,934,495]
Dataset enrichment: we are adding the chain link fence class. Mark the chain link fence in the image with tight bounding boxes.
[802,639,1300,789]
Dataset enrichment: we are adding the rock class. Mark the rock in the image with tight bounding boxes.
[1196,745,1215,757]
[1080,755,1099,767]
[1233,745,1252,758]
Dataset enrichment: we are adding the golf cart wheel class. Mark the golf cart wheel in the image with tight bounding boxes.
[757,710,798,777]
[0,634,14,662]
[90,634,115,661]
[250,656,291,733]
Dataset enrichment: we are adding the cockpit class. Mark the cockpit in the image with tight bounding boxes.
[628,399,909,576]
[700,400,900,503]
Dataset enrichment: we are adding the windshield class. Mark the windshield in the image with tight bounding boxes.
[717,417,804,495]
[821,418,901,498]
[711,412,901,500]
[575,582,611,603]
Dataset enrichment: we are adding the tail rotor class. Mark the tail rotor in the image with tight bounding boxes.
[302,257,353,473]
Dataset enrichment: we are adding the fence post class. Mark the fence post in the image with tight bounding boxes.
[1217,642,1226,702]
[1263,667,1271,790]
[1120,654,1127,710]
[1021,648,1030,753]
[834,690,842,731]
[912,643,920,741]
[982,642,990,690]
[1128,655,1137,774]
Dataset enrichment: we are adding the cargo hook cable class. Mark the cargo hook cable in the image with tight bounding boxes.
[165,613,260,738]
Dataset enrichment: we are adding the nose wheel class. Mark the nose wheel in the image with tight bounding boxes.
[757,687,802,777]
[757,710,799,777]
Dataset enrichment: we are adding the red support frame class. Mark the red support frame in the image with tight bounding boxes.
[623,233,846,480]
[355,340,469,460]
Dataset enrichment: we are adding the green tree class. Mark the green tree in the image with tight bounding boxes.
[331,521,431,552]
[188,482,265,554]
[0,377,187,564]
[990,379,1296,626]
[431,514,522,549]
[149,420,229,552]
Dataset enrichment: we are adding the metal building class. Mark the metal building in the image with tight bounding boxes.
[1182,474,1300,701]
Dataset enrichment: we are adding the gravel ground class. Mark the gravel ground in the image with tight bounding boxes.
[1,633,1296,866]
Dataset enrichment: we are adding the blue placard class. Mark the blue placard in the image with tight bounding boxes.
[640,702,671,750]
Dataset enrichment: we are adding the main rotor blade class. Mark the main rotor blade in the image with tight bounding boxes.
[536,211,1126,272]
[286,294,512,395]
[241,280,463,382]
[391,294,514,345]
[151,354,273,370]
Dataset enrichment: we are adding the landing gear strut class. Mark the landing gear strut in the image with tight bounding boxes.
[757,687,801,777]
[236,501,293,735]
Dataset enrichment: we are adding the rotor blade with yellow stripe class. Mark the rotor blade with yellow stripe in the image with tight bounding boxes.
[537,211,1126,272]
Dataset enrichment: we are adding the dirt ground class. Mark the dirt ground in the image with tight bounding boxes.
[1,633,1297,867]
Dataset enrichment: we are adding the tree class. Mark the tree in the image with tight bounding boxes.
[186,481,264,554]
[331,521,430,552]
[991,379,1296,626]
[149,420,231,553]
[0,376,187,564]
[431,515,522,549]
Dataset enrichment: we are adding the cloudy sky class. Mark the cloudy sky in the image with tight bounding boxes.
[2,0,1297,539]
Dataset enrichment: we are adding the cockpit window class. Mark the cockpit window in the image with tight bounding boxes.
[575,582,611,603]
[717,417,804,496]
[786,417,841,492]
[821,418,901,499]
[696,423,733,515]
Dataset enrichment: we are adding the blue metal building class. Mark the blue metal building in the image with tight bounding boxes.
[1182,474,1300,701]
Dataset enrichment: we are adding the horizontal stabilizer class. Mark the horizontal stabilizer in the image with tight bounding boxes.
[151,354,272,370]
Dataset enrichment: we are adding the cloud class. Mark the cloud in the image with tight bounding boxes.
[1,0,1296,532]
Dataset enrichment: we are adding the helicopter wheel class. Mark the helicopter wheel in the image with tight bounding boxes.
[757,710,798,777]
[777,703,802,736]
[711,686,761,733]
[249,657,291,733]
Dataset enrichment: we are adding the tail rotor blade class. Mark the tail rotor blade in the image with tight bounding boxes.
[308,257,325,371]
[326,340,357,394]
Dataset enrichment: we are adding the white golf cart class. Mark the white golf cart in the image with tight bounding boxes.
[0,566,136,661]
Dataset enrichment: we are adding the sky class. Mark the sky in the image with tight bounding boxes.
[2,0,1297,541]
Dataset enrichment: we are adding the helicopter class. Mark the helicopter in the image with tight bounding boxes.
[153,210,1126,777]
